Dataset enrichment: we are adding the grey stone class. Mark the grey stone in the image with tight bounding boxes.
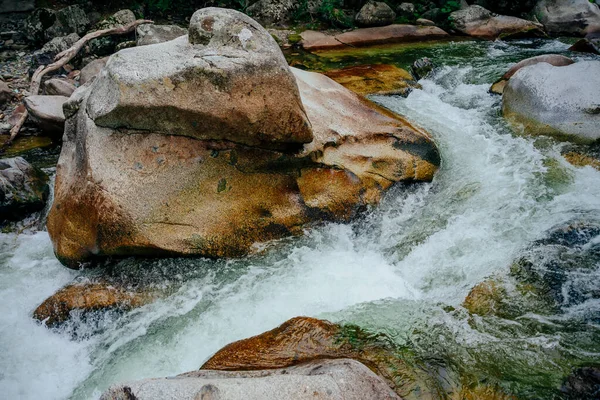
[44,78,76,97]
[23,8,56,45]
[0,80,11,106]
[0,0,34,14]
[88,9,136,56]
[412,57,434,80]
[23,95,68,135]
[503,61,600,142]
[30,33,80,75]
[450,5,545,39]
[397,3,415,20]
[535,0,600,36]
[136,24,187,46]
[100,359,401,400]
[355,1,397,27]
[89,7,312,149]
[44,5,89,40]
[79,57,108,85]
[0,157,49,222]
[246,0,297,25]
[416,18,436,26]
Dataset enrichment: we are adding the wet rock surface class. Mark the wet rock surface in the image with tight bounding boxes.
[324,64,419,96]
[33,280,158,328]
[0,156,48,222]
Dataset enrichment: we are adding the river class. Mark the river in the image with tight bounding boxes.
[1,38,599,399]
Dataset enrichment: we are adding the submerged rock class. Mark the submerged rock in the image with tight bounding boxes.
[502,61,600,142]
[300,24,449,50]
[569,32,600,54]
[324,64,419,96]
[33,281,157,327]
[490,54,574,94]
[535,0,600,36]
[23,95,68,135]
[449,5,545,40]
[355,1,397,27]
[411,57,434,80]
[47,8,439,267]
[101,359,401,400]
[0,157,49,222]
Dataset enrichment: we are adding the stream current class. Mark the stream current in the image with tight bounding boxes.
[1,38,600,399]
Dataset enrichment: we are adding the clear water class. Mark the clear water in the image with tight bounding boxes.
[1,39,600,399]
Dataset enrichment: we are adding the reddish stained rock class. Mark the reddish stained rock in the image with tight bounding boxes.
[33,281,157,327]
[300,24,449,51]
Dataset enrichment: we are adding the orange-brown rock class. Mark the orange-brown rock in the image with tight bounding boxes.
[300,25,449,51]
[325,64,419,97]
[201,316,516,400]
[47,9,439,268]
[490,54,574,94]
[463,279,506,316]
[33,281,156,327]
[563,152,600,170]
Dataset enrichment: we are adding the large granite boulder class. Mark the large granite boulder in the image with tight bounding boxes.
[355,1,397,27]
[101,359,401,400]
[0,157,49,222]
[449,5,545,39]
[47,8,439,267]
[502,61,600,143]
[535,0,600,36]
[490,54,574,94]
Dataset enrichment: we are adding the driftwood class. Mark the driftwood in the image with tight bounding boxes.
[3,19,153,149]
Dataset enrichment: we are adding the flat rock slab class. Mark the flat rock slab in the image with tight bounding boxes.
[300,24,449,51]
[100,359,401,400]
[23,95,68,135]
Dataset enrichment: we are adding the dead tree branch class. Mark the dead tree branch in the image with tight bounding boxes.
[3,19,153,150]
